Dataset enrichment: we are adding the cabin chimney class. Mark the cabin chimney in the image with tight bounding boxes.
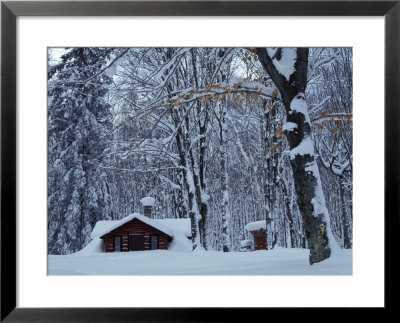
[140,197,155,218]
[143,205,152,218]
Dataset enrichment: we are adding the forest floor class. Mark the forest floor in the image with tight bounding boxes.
[48,247,352,275]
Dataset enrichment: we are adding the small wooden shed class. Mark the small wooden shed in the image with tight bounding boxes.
[245,220,267,250]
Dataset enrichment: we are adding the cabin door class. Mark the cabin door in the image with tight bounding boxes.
[129,233,144,251]
[255,235,266,250]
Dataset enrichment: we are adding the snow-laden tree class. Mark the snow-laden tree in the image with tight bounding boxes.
[256,48,336,264]
[48,48,118,254]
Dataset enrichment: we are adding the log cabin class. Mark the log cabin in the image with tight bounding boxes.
[90,197,191,252]
[91,214,192,252]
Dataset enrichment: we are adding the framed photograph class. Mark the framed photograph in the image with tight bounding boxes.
[1,0,398,321]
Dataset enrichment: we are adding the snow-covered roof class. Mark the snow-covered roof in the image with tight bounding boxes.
[156,218,191,238]
[90,220,121,240]
[91,213,191,240]
[240,240,253,247]
[140,196,155,207]
[245,220,267,232]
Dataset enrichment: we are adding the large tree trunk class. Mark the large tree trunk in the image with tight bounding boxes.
[175,122,201,250]
[256,48,332,264]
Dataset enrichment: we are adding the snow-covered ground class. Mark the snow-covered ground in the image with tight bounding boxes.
[48,247,352,276]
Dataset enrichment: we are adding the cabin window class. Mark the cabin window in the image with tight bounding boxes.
[114,236,122,252]
[150,235,158,250]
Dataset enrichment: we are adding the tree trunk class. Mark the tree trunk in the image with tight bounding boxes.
[256,48,332,264]
[281,180,296,248]
[190,49,209,249]
[219,109,231,252]
[339,175,351,248]
[175,124,200,250]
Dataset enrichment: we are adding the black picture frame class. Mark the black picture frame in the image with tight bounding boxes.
[1,0,398,321]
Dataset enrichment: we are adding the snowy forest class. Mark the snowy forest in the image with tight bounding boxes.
[48,47,352,266]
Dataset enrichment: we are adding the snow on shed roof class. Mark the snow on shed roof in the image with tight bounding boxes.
[240,239,253,247]
[245,220,267,232]
[140,196,155,206]
[91,213,191,240]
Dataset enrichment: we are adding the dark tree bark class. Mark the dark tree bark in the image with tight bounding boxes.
[256,48,332,264]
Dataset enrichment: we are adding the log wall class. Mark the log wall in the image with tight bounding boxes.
[102,218,171,252]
